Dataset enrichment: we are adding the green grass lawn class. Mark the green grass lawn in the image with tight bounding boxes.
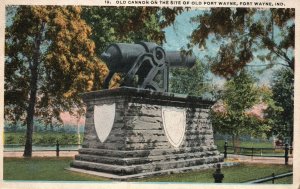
[214,140,287,157]
[3,157,109,181]
[135,163,292,183]
[3,157,292,183]
[215,139,273,149]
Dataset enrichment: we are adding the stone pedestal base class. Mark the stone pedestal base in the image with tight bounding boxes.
[70,87,223,180]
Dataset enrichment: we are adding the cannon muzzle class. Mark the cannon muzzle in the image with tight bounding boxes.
[166,51,196,68]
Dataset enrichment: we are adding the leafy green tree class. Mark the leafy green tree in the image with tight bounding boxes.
[189,7,294,148]
[5,6,108,157]
[267,68,294,144]
[211,70,271,148]
[189,8,294,78]
[169,60,210,96]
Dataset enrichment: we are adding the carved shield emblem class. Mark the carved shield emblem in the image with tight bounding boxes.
[162,107,186,148]
[94,103,116,143]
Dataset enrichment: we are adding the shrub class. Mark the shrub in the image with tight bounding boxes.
[5,135,15,144]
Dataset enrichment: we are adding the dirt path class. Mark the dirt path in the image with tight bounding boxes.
[227,154,293,165]
[4,151,78,157]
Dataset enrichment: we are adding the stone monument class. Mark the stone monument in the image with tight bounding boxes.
[68,42,223,180]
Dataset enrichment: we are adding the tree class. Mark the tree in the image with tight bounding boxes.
[267,68,294,144]
[5,6,108,157]
[169,60,210,96]
[188,7,295,149]
[189,8,295,79]
[5,6,183,157]
[211,70,271,148]
[82,7,183,52]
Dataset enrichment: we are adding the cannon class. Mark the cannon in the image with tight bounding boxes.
[101,42,196,92]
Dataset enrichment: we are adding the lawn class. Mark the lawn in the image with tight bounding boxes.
[135,163,292,183]
[3,157,292,183]
[214,140,287,157]
[3,157,109,181]
[215,139,274,149]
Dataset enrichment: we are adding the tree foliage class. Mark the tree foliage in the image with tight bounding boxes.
[189,8,295,79]
[266,68,294,143]
[82,7,183,55]
[211,70,272,147]
[169,60,210,96]
[5,6,108,156]
[188,7,294,146]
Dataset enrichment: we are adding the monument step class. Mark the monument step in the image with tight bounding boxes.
[78,146,218,158]
[75,150,220,165]
[67,161,222,180]
[71,160,136,175]
[82,140,217,150]
[71,155,222,175]
[75,154,150,165]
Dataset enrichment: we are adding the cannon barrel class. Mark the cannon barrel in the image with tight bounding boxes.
[166,51,196,68]
[101,43,196,72]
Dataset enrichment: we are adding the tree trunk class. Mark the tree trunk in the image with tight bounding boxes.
[232,134,240,154]
[50,122,54,131]
[232,135,237,154]
[235,134,240,154]
[290,127,293,149]
[23,66,38,157]
[23,22,44,157]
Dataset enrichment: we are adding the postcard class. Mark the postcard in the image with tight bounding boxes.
[0,0,299,189]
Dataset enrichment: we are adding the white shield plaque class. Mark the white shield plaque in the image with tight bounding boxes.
[162,107,186,148]
[93,103,116,143]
